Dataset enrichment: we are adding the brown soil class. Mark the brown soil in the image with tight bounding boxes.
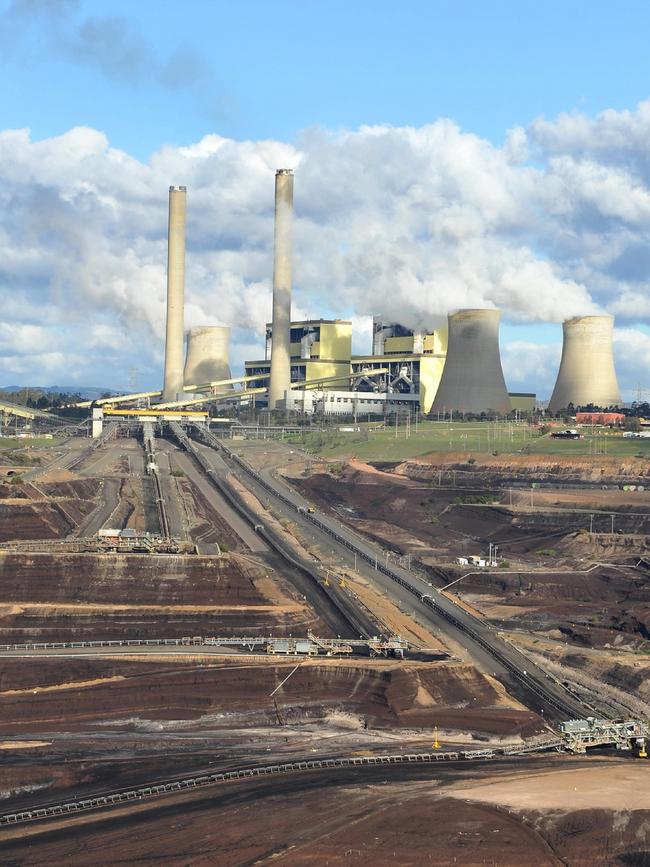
[507,633,650,706]
[453,760,650,810]
[458,563,650,651]
[0,656,542,737]
[0,478,100,541]
[395,451,650,483]
[0,501,86,541]
[177,478,243,551]
[0,758,647,866]
[0,552,326,640]
[38,479,101,500]
[291,459,650,651]
[291,465,587,561]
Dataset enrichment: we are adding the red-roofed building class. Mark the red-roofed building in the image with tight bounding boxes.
[576,412,625,426]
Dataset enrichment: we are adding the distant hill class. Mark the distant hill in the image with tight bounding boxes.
[1,386,119,400]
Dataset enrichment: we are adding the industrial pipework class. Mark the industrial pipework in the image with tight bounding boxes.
[162,185,187,403]
[268,169,294,409]
[548,315,621,412]
[431,309,511,415]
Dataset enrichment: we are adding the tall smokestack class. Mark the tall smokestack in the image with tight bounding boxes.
[162,185,187,402]
[268,169,293,409]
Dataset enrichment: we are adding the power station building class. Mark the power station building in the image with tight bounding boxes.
[245,318,448,414]
[246,319,354,395]
[155,172,542,419]
[244,312,537,416]
[351,318,447,415]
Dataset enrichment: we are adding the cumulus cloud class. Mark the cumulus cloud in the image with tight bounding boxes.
[501,340,562,399]
[3,104,650,395]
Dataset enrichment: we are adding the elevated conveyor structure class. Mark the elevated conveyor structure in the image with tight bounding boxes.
[0,633,408,657]
[2,720,645,828]
[142,422,170,539]
[0,399,70,425]
[559,717,649,754]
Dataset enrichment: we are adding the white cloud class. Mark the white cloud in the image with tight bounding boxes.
[501,339,561,397]
[3,105,650,395]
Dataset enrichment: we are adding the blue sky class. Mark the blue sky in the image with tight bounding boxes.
[6,0,650,156]
[2,0,650,398]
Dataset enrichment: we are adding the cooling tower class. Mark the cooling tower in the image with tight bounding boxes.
[268,169,294,409]
[162,185,187,402]
[431,309,511,415]
[184,326,232,390]
[548,315,621,412]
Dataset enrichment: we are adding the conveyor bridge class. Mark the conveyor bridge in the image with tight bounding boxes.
[560,717,649,754]
[4,724,645,829]
[0,632,409,657]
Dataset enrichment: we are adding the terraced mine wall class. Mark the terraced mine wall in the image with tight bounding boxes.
[0,551,327,641]
[391,454,650,486]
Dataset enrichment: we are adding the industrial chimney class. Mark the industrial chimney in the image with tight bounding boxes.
[268,169,294,409]
[431,309,511,415]
[162,185,187,403]
[184,326,233,391]
[548,315,621,412]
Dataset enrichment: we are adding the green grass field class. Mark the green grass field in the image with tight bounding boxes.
[0,437,65,450]
[290,421,650,461]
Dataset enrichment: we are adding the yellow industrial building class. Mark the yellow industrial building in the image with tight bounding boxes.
[245,317,535,415]
[246,318,447,414]
[247,319,353,393]
[245,319,535,414]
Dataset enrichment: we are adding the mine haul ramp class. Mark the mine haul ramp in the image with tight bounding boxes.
[185,424,589,720]
[165,421,378,640]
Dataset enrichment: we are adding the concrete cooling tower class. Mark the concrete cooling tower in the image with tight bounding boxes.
[431,309,511,415]
[548,315,621,412]
[183,326,232,391]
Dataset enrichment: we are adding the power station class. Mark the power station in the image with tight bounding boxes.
[113,170,624,423]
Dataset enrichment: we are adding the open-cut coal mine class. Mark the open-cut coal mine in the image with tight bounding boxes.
[0,425,648,867]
